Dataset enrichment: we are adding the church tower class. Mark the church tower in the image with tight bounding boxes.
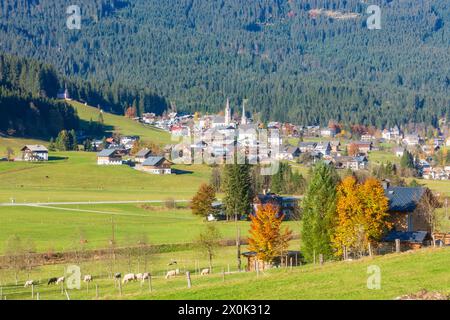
[225,98,231,125]
[241,99,248,125]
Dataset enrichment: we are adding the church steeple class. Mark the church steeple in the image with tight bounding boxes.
[225,98,231,125]
[241,99,248,125]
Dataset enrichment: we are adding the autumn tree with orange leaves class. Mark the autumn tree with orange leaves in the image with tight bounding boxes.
[248,202,292,264]
[332,176,391,259]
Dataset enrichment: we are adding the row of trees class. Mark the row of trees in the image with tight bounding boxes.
[301,163,393,262]
[48,130,79,151]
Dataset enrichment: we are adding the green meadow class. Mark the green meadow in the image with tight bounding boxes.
[0,203,301,254]
[0,247,448,300]
[0,151,211,203]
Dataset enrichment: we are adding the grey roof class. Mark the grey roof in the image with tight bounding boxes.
[97,149,118,157]
[385,187,425,212]
[383,231,428,243]
[299,142,317,148]
[22,145,48,152]
[142,156,165,166]
[135,148,151,158]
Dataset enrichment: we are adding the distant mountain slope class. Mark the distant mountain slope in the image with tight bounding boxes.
[0,0,448,127]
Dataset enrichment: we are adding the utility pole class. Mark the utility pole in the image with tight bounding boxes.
[235,209,241,272]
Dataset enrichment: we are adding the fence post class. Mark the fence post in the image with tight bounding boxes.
[118,279,123,296]
[222,268,225,282]
[368,243,373,257]
[31,284,34,299]
[36,292,40,300]
[95,284,99,299]
[65,290,70,300]
[319,254,324,266]
[395,239,401,253]
[186,271,192,289]
[148,275,152,293]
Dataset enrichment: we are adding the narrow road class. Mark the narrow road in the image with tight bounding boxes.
[0,200,190,206]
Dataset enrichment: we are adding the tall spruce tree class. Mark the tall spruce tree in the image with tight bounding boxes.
[222,164,253,220]
[301,162,340,263]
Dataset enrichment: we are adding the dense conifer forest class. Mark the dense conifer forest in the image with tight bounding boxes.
[0,0,449,127]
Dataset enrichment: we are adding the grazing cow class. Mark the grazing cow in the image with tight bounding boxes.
[56,277,65,285]
[135,273,143,281]
[84,275,93,283]
[114,273,122,280]
[142,273,150,281]
[165,269,180,279]
[201,268,210,276]
[48,277,58,285]
[122,273,136,284]
[168,260,177,266]
[24,280,35,288]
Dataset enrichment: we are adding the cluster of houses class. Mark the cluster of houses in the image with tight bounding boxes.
[96,146,173,175]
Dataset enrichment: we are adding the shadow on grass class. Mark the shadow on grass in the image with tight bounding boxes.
[172,169,194,175]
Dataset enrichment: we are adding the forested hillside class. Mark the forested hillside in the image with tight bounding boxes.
[0,0,449,127]
[0,54,79,137]
[0,53,169,138]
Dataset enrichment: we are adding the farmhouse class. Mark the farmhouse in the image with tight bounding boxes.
[135,148,152,163]
[381,186,439,250]
[254,193,300,221]
[20,145,49,161]
[97,149,123,165]
[333,156,368,170]
[299,142,317,153]
[277,146,301,161]
[138,156,172,174]
[349,141,373,155]
[384,186,439,234]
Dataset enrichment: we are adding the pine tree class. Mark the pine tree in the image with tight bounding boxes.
[400,150,415,169]
[301,162,339,263]
[55,130,70,151]
[48,138,56,151]
[223,163,253,220]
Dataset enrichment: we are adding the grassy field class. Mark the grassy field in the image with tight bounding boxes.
[368,150,398,165]
[0,137,47,154]
[69,101,172,145]
[0,202,300,254]
[0,246,448,300]
[0,151,211,203]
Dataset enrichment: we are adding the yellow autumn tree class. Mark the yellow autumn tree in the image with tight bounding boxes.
[332,176,391,258]
[248,202,292,264]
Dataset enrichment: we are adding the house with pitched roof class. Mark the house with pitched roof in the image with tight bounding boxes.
[135,148,152,163]
[138,156,172,174]
[97,149,123,165]
[384,186,439,234]
[381,186,440,249]
[20,145,49,161]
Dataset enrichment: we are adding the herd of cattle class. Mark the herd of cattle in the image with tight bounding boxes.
[22,268,211,288]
